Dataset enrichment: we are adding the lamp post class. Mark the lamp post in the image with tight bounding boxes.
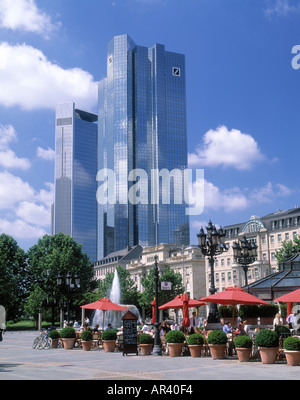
[197,220,229,326]
[57,272,80,325]
[152,255,162,356]
[232,236,258,286]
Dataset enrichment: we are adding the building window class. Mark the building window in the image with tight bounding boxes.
[271,252,276,261]
[285,233,290,241]
[263,253,267,261]
[221,259,225,267]
[261,236,266,245]
[215,273,219,283]
[227,272,232,282]
[270,235,274,244]
[227,258,231,266]
[278,234,282,243]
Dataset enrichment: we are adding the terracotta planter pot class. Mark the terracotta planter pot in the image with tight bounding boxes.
[188,345,203,357]
[258,347,278,364]
[81,340,92,351]
[209,344,226,359]
[103,340,116,352]
[50,338,59,349]
[236,348,252,362]
[61,338,75,350]
[139,344,153,356]
[168,343,183,357]
[284,351,300,366]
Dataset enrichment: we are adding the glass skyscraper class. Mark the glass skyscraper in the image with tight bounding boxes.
[54,103,98,262]
[97,35,190,259]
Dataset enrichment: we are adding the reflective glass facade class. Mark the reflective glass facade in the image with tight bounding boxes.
[98,35,190,259]
[54,103,98,262]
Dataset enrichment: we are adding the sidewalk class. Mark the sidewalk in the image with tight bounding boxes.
[0,331,299,381]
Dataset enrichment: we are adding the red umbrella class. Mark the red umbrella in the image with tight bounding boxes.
[81,297,128,329]
[199,286,269,331]
[151,299,155,324]
[159,294,206,310]
[274,288,300,303]
[159,294,206,331]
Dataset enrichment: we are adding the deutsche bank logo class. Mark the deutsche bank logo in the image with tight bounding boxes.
[291,45,300,70]
[172,67,181,76]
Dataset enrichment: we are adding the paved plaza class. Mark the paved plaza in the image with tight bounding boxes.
[0,331,299,383]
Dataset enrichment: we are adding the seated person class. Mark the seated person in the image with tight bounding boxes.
[105,323,112,330]
[141,321,150,332]
[92,324,100,332]
[222,322,232,334]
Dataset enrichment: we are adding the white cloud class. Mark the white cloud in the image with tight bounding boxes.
[192,178,294,213]
[0,42,98,111]
[37,146,55,161]
[0,124,31,169]
[264,0,300,18]
[0,0,60,38]
[0,171,54,239]
[188,125,265,170]
[16,201,50,227]
[0,218,47,239]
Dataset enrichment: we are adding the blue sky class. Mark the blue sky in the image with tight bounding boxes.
[0,0,300,252]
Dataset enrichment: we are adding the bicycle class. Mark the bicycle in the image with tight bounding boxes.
[32,329,52,350]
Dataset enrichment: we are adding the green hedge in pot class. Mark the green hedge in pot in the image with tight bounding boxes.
[165,330,185,344]
[207,330,228,345]
[255,329,279,348]
[234,335,252,349]
[102,328,117,341]
[187,333,204,346]
[60,326,76,338]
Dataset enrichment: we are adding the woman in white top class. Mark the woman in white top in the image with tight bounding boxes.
[273,313,283,329]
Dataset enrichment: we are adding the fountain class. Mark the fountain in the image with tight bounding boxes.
[92,268,141,329]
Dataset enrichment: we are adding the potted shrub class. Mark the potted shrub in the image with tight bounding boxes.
[255,329,279,364]
[283,336,300,366]
[207,330,228,359]
[165,330,186,357]
[81,329,93,351]
[234,335,253,362]
[187,333,204,357]
[138,333,154,356]
[102,328,117,352]
[239,305,259,325]
[48,329,60,348]
[258,305,278,325]
[60,326,76,349]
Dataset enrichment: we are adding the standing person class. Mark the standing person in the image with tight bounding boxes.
[84,316,90,326]
[286,312,297,329]
[273,313,283,329]
[189,312,199,334]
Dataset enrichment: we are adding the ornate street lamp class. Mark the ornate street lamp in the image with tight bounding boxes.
[232,236,258,286]
[197,220,229,326]
[152,255,162,356]
[57,272,80,325]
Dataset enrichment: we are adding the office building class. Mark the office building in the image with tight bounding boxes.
[53,103,98,262]
[97,34,190,259]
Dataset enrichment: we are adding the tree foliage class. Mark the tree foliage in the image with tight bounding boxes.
[138,265,184,316]
[26,233,97,322]
[0,234,27,320]
[275,234,300,263]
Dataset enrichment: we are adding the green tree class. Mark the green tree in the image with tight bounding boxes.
[138,265,184,317]
[0,234,27,321]
[275,234,300,263]
[26,233,97,324]
[24,286,46,328]
[96,265,140,309]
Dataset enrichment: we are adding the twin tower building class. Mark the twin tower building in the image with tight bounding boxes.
[53,34,190,262]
